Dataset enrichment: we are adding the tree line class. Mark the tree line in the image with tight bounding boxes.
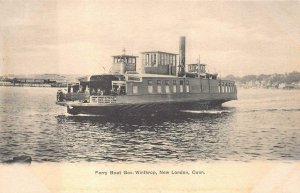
[224,71,300,84]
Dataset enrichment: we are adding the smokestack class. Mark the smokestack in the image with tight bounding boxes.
[178,36,186,76]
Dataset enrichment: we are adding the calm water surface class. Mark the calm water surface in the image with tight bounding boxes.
[0,87,299,162]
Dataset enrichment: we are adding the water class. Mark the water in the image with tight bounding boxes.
[0,87,299,163]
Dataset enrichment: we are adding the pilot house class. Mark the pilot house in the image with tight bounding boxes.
[142,51,177,75]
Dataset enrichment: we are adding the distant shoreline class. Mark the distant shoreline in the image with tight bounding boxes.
[0,82,66,88]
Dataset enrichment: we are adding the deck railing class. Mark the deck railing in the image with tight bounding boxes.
[90,96,117,104]
[65,93,89,101]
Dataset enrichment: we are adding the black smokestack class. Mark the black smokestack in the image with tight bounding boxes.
[178,36,186,76]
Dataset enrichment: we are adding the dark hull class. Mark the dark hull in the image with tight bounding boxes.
[66,100,228,116]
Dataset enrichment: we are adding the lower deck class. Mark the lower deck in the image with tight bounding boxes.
[57,92,237,115]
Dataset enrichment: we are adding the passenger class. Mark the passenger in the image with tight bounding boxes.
[91,89,96,95]
[121,88,125,95]
[116,87,121,95]
[97,89,101,95]
[57,90,64,102]
[110,88,117,95]
[56,90,61,101]
[59,92,64,101]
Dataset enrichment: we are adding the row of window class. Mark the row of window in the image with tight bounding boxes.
[148,80,189,85]
[131,80,235,94]
[142,53,177,66]
[147,84,189,94]
[113,57,136,64]
[132,80,190,95]
[219,85,235,93]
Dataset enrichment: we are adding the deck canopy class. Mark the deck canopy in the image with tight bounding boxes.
[89,74,126,95]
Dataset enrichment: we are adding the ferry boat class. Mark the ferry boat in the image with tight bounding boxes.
[56,37,237,115]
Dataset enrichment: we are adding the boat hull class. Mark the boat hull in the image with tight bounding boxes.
[65,99,230,116]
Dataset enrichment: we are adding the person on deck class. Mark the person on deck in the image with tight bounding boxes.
[116,87,121,95]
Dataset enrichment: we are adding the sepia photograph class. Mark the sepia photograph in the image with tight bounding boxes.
[1,0,300,192]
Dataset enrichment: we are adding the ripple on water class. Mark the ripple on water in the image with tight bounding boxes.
[1,87,300,162]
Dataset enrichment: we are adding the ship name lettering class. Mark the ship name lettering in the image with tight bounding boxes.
[110,170,121,175]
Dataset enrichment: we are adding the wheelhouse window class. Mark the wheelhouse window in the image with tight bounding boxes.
[173,80,177,93]
[179,80,184,93]
[186,80,190,93]
[157,80,162,93]
[133,85,138,94]
[148,80,153,94]
[221,83,224,93]
[165,80,170,93]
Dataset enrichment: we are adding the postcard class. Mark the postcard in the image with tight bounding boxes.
[1,1,299,192]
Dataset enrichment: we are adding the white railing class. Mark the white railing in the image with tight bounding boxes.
[90,96,117,104]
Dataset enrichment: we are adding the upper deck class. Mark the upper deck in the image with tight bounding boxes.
[58,36,237,104]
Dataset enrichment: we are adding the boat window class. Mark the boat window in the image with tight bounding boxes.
[186,85,190,93]
[166,85,170,93]
[172,80,177,93]
[157,80,162,93]
[146,54,149,66]
[148,85,153,94]
[148,80,153,94]
[128,76,142,82]
[133,85,138,94]
[185,80,190,92]
[164,80,170,93]
[179,80,184,93]
[173,85,177,93]
[157,85,162,93]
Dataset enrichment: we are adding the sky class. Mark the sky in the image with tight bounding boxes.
[0,0,300,76]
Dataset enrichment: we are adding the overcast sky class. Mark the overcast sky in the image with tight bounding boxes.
[0,0,299,76]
